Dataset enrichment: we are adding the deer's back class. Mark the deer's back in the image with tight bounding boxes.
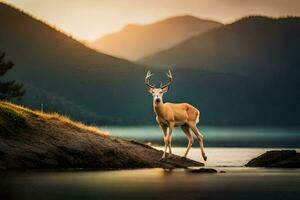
[164,102,200,124]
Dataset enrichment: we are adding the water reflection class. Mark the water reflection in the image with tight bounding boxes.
[1,168,300,200]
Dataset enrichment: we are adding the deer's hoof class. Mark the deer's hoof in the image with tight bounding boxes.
[159,157,167,162]
[203,155,208,161]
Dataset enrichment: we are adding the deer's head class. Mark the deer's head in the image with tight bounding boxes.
[145,70,173,104]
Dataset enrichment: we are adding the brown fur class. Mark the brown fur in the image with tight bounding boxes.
[145,71,207,161]
[153,100,206,161]
[154,102,199,127]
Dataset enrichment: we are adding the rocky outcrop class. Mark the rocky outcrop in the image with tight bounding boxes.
[245,150,300,168]
[0,102,203,170]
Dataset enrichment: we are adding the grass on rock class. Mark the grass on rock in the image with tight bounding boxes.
[0,101,108,136]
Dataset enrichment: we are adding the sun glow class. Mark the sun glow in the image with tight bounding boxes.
[2,0,300,41]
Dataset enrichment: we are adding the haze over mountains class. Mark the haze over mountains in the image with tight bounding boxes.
[0,2,148,125]
[140,16,300,76]
[1,2,300,126]
[140,16,300,125]
[90,15,222,60]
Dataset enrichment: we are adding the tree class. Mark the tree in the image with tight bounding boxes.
[0,52,25,100]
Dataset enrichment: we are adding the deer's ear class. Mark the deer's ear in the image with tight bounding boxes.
[146,86,153,93]
[161,86,169,93]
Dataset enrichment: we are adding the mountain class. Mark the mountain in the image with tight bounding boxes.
[1,2,300,127]
[0,2,149,125]
[90,15,223,60]
[140,16,300,74]
[140,16,300,126]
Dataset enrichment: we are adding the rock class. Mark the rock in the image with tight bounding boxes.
[245,150,300,168]
[187,168,217,173]
[0,102,204,170]
[159,155,204,168]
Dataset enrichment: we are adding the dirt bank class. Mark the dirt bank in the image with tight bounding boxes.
[0,102,203,170]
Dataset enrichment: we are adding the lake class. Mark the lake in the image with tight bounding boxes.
[1,159,300,200]
[105,126,300,147]
[1,126,300,200]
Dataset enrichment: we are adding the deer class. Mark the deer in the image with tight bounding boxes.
[145,70,207,161]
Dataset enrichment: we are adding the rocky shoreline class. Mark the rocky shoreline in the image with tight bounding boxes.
[1,102,299,171]
[246,150,300,168]
[0,102,204,170]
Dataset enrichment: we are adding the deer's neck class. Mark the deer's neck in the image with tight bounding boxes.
[153,100,165,117]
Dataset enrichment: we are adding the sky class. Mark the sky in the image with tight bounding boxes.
[2,0,300,41]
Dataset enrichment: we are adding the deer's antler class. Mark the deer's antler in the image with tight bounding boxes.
[160,70,173,89]
[145,70,156,88]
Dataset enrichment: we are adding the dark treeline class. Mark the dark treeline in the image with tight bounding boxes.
[0,52,24,100]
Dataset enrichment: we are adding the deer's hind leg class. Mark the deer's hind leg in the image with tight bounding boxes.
[187,122,207,161]
[181,124,194,158]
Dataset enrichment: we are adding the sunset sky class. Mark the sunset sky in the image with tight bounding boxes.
[2,0,300,41]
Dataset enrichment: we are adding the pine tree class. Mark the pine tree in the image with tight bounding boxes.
[0,52,25,100]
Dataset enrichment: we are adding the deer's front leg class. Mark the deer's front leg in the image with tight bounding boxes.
[159,124,168,159]
[166,121,175,157]
[157,117,168,159]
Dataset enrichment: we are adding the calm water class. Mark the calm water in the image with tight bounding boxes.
[2,126,300,200]
[105,126,300,147]
[1,165,300,200]
[155,147,300,167]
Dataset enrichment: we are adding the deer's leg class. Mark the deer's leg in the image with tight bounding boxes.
[166,122,174,157]
[181,124,194,158]
[159,123,168,159]
[188,122,207,161]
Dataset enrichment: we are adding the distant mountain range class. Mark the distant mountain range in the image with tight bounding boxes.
[0,3,148,125]
[1,2,300,126]
[140,16,300,76]
[90,15,222,60]
[140,16,300,125]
